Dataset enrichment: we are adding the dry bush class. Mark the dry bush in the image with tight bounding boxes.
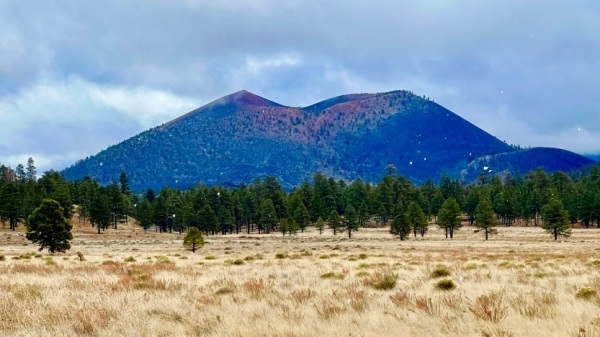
[509,291,556,319]
[290,288,316,305]
[243,277,272,299]
[575,287,597,300]
[314,298,347,320]
[415,296,442,316]
[336,284,370,312]
[470,292,509,323]
[389,290,411,307]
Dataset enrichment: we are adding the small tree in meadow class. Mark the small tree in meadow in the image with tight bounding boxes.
[541,199,571,240]
[183,227,205,253]
[474,198,497,240]
[390,213,411,241]
[26,199,73,253]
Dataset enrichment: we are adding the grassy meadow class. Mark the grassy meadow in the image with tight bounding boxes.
[1,220,600,337]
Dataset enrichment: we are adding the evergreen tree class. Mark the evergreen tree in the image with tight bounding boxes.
[26,199,73,253]
[407,201,428,237]
[541,199,571,240]
[390,213,411,240]
[315,216,325,235]
[327,210,342,235]
[293,202,310,233]
[474,198,497,240]
[437,197,462,239]
[197,204,218,235]
[183,227,204,253]
[343,205,359,239]
[259,199,277,234]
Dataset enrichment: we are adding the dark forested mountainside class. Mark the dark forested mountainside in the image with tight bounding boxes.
[61,90,594,191]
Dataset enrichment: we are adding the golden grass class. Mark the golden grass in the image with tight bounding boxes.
[1,221,600,336]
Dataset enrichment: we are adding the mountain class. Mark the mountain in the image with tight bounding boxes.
[62,90,595,190]
[587,154,600,162]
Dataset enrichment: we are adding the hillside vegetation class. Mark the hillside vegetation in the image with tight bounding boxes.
[61,90,594,191]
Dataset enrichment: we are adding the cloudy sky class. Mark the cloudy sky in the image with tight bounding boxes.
[1,0,599,173]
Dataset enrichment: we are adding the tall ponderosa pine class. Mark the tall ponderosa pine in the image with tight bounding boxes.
[293,203,310,233]
[541,199,571,240]
[315,216,325,235]
[474,198,497,240]
[437,197,462,239]
[259,199,277,234]
[26,199,73,253]
[343,205,359,239]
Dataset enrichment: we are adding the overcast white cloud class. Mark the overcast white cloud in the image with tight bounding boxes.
[0,0,599,173]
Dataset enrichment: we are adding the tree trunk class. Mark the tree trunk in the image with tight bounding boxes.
[485,228,488,241]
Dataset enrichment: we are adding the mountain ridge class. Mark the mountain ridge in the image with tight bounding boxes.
[62,90,594,190]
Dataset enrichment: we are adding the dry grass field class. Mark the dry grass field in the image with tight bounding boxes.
[2,219,600,337]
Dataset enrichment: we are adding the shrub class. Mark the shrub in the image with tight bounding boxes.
[576,287,597,300]
[244,255,255,261]
[205,256,216,260]
[364,270,398,290]
[320,272,345,280]
[275,252,288,259]
[215,287,235,295]
[124,256,136,262]
[431,265,451,278]
[0,255,5,261]
[435,279,456,291]
[470,292,508,323]
[232,259,244,265]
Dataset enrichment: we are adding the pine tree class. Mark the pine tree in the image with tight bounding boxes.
[327,210,342,235]
[26,199,73,253]
[437,197,462,239]
[259,199,277,234]
[315,216,325,235]
[541,199,571,240]
[474,198,497,240]
[407,201,428,237]
[183,227,204,253]
[390,213,411,241]
[343,205,359,239]
[293,203,310,233]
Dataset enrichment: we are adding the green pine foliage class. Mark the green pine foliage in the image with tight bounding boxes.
[390,213,411,241]
[26,199,73,253]
[541,199,571,240]
[474,198,498,240]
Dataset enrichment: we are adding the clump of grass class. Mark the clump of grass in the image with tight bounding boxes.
[356,271,370,278]
[215,287,235,295]
[320,272,345,280]
[244,255,255,261]
[319,255,330,259]
[435,278,456,291]
[124,256,136,262]
[291,288,316,304]
[232,259,244,265]
[101,260,117,266]
[498,261,517,269]
[0,255,5,261]
[358,253,368,259]
[431,265,451,278]
[205,256,216,260]
[389,290,411,307]
[575,287,597,300]
[364,270,398,290]
[275,252,288,259]
[470,292,508,323]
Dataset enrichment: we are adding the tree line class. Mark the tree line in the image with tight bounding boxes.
[1,158,600,242]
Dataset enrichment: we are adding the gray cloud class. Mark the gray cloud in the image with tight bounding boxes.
[0,0,599,172]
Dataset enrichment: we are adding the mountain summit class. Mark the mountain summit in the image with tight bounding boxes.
[62,90,594,190]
